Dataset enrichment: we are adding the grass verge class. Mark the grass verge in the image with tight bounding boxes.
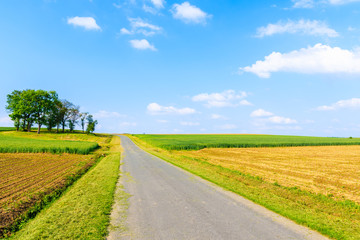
[9,136,122,240]
[129,135,360,240]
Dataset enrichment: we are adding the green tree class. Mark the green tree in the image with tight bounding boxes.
[59,100,73,133]
[86,115,98,134]
[80,112,89,133]
[68,106,80,132]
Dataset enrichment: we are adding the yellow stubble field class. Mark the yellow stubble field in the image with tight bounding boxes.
[178,145,360,203]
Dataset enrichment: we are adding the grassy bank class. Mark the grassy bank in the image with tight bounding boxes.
[129,135,360,240]
[134,134,360,150]
[10,136,121,240]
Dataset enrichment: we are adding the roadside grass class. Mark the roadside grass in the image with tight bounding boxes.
[0,133,99,154]
[129,135,360,240]
[134,134,360,150]
[9,136,122,240]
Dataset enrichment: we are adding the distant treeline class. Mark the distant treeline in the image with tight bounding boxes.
[6,89,98,134]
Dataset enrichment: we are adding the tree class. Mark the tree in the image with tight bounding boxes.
[59,100,73,133]
[86,114,98,134]
[32,90,58,134]
[80,112,89,133]
[68,106,80,132]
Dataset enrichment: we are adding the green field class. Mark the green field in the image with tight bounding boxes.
[134,134,360,150]
[0,134,98,154]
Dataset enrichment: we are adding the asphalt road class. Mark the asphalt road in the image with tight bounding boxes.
[112,136,328,240]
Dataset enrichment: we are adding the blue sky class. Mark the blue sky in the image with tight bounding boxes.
[1,0,360,136]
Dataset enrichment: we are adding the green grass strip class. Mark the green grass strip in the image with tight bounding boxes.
[10,153,121,240]
[130,136,360,240]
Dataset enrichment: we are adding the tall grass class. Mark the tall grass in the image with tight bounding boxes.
[134,134,360,150]
[0,135,98,154]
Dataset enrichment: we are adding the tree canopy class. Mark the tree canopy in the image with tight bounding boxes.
[6,89,98,134]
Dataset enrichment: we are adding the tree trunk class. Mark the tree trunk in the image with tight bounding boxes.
[27,121,31,132]
[62,121,65,133]
[56,124,59,133]
[37,124,41,134]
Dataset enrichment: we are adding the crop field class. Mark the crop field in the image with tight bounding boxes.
[0,134,98,154]
[130,135,360,239]
[178,145,360,203]
[0,153,97,236]
[134,134,360,150]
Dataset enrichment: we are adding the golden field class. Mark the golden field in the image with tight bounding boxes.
[178,145,360,203]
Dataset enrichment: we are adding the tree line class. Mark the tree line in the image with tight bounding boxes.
[6,89,98,134]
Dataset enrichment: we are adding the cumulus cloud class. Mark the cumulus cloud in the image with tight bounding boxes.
[151,0,165,8]
[316,98,360,110]
[251,109,297,124]
[240,44,360,78]
[93,110,126,119]
[211,114,227,120]
[256,19,338,38]
[292,0,314,8]
[67,17,101,30]
[293,0,360,8]
[130,39,157,51]
[192,90,251,108]
[121,18,162,36]
[147,103,196,115]
[180,121,200,126]
[250,109,274,117]
[267,116,297,124]
[328,0,360,5]
[171,2,211,24]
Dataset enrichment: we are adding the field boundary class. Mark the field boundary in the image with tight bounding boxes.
[1,153,104,238]
[129,135,360,240]
[9,135,122,240]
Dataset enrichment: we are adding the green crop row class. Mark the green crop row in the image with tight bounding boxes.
[133,134,360,150]
[0,135,98,154]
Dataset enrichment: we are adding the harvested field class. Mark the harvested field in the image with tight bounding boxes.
[178,145,360,203]
[0,153,97,236]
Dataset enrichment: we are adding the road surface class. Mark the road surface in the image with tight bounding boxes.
[109,136,327,240]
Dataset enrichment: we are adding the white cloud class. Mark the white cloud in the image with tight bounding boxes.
[256,19,338,38]
[93,110,126,119]
[268,116,297,124]
[121,18,162,36]
[180,121,200,126]
[316,98,360,111]
[328,0,360,5]
[251,109,297,125]
[130,39,157,51]
[250,109,274,117]
[151,0,165,8]
[147,103,196,115]
[67,17,101,31]
[192,90,251,108]
[120,28,132,35]
[211,114,227,120]
[293,0,360,8]
[240,44,360,78]
[171,2,211,24]
[143,5,158,14]
[292,0,314,8]
[219,124,238,130]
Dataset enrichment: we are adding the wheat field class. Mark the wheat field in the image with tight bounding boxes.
[178,145,360,203]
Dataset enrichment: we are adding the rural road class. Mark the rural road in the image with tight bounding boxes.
[110,136,328,240]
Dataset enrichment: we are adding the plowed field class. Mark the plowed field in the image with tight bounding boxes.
[0,153,96,235]
[178,145,360,203]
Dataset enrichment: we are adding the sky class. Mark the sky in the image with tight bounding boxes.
[1,0,360,136]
